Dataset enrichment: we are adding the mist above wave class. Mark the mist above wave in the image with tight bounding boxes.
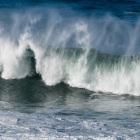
[0,8,140,95]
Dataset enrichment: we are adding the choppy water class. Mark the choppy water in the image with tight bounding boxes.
[0,0,140,139]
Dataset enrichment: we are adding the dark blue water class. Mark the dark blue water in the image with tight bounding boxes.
[1,0,140,18]
[0,0,140,139]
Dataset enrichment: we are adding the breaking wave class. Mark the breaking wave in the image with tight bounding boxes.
[1,8,140,95]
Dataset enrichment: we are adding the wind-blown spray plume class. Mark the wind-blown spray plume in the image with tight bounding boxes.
[0,8,140,95]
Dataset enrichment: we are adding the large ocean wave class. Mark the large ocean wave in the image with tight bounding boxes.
[1,8,140,95]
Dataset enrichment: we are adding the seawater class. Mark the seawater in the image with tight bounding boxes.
[0,0,140,139]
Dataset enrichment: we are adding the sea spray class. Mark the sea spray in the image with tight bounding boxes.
[0,8,140,95]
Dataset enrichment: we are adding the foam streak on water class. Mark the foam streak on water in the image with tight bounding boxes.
[0,108,139,140]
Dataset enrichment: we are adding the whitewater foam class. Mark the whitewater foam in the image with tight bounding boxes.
[0,8,140,95]
[0,109,139,140]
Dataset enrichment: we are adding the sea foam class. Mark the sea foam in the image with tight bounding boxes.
[0,8,140,95]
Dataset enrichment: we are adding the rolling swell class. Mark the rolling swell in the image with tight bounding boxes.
[0,8,140,95]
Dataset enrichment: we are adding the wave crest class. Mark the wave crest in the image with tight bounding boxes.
[0,8,140,95]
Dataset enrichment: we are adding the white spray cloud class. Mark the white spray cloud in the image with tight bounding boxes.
[0,8,140,95]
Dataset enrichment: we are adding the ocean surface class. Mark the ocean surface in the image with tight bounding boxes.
[0,0,140,139]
